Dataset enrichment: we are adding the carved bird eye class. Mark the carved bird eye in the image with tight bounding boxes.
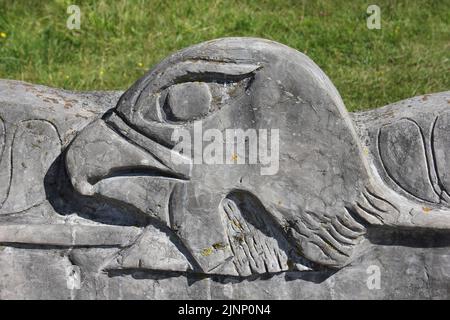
[163,82,212,121]
[140,79,253,124]
[125,61,262,125]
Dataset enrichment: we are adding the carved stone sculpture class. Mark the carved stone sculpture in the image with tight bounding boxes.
[0,38,449,299]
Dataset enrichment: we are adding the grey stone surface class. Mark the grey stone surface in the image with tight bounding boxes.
[167,82,212,121]
[0,37,449,299]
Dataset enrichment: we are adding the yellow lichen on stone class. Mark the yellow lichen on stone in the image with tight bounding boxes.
[200,247,213,256]
[422,207,432,213]
[232,219,243,230]
[212,242,228,250]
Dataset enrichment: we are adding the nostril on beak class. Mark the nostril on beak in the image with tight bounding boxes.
[65,117,191,196]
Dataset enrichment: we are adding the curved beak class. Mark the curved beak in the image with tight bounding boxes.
[65,112,191,197]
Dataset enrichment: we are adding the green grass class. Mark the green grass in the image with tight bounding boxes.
[0,0,449,111]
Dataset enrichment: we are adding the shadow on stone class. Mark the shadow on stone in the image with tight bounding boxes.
[44,153,148,227]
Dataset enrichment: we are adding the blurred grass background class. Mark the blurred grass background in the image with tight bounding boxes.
[0,0,448,111]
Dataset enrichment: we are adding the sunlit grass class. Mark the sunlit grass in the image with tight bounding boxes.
[0,0,448,111]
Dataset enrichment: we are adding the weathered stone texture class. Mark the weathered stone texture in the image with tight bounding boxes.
[0,38,449,299]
